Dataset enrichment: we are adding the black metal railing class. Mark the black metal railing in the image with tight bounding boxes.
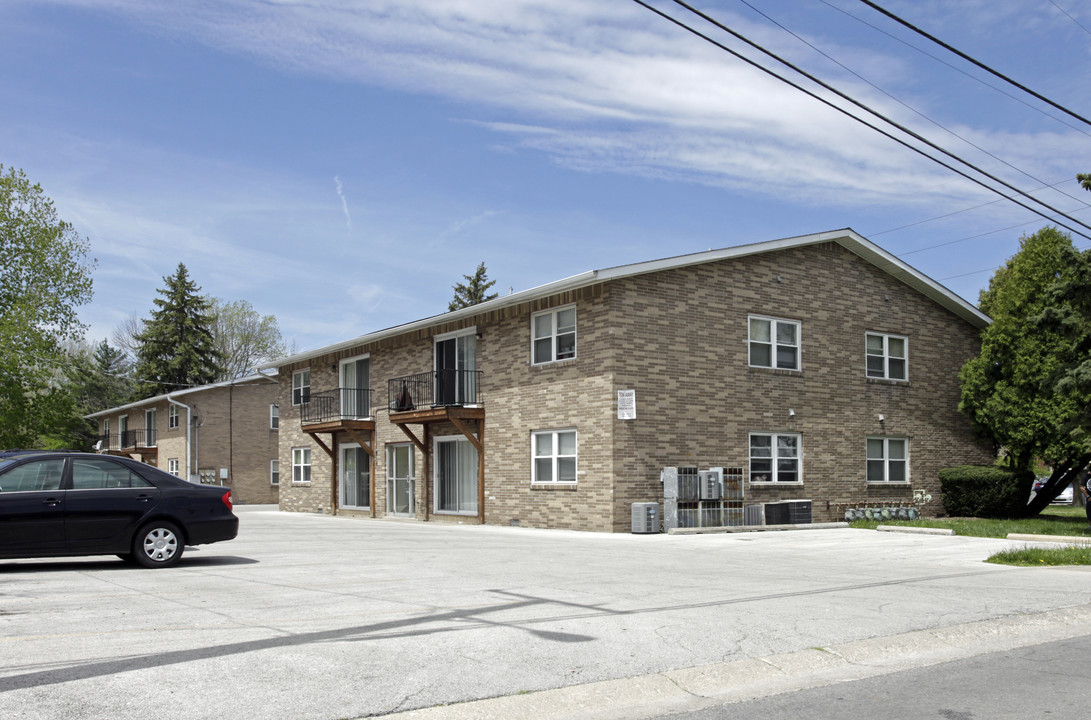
[387,369,481,412]
[300,388,373,424]
[96,429,156,450]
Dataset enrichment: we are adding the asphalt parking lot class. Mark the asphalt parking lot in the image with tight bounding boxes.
[3,507,1091,720]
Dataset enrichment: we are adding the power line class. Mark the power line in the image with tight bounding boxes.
[819,0,1091,139]
[856,0,1091,129]
[734,0,1091,212]
[1049,1,1091,38]
[646,0,1091,240]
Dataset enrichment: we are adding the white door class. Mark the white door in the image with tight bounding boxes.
[340,356,370,419]
[386,444,414,516]
[434,436,477,515]
[339,444,370,509]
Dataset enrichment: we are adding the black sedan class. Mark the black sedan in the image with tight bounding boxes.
[0,451,238,568]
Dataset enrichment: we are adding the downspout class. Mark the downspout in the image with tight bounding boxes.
[167,396,193,482]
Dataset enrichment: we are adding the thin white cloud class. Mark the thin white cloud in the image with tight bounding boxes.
[334,175,351,230]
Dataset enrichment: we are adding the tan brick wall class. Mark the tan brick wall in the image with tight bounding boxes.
[607,242,993,529]
[275,241,992,531]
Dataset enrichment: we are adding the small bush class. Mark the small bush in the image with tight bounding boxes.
[938,464,1034,519]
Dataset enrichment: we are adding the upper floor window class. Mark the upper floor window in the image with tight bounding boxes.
[867,437,908,483]
[749,432,801,483]
[270,404,279,430]
[532,429,577,483]
[168,405,179,429]
[866,333,907,381]
[532,306,576,365]
[292,369,311,406]
[749,316,799,370]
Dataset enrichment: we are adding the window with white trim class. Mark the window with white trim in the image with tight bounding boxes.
[532,306,577,364]
[270,459,280,486]
[270,404,279,430]
[292,447,311,483]
[749,432,801,483]
[867,437,908,482]
[749,316,800,370]
[167,458,180,476]
[532,429,577,483]
[292,369,310,406]
[866,333,907,381]
[168,405,179,429]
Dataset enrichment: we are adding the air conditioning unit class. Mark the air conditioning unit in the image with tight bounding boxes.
[744,504,765,526]
[677,467,700,501]
[699,469,722,500]
[631,502,660,534]
[764,500,813,525]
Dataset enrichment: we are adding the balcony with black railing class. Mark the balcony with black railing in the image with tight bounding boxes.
[96,429,157,452]
[300,388,373,425]
[387,369,481,413]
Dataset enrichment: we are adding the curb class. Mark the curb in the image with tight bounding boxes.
[667,522,849,535]
[877,525,955,536]
[1007,533,1091,545]
[377,604,1091,720]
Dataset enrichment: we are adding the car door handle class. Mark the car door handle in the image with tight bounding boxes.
[42,498,61,506]
[137,494,152,502]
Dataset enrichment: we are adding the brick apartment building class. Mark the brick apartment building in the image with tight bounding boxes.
[262,229,994,532]
[86,374,280,505]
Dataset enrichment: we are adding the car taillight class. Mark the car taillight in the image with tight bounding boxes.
[221,490,233,511]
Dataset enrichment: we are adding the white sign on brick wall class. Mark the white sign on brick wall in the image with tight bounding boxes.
[617,390,636,420]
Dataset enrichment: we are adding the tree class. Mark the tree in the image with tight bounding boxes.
[111,312,145,364]
[448,261,498,311]
[958,227,1091,515]
[1079,173,1091,192]
[132,263,223,398]
[0,165,95,448]
[209,298,286,380]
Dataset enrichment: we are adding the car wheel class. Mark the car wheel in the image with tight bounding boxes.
[133,521,184,568]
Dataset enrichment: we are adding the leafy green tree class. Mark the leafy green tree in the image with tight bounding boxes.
[1079,173,1091,192]
[210,298,286,380]
[0,165,95,448]
[959,227,1091,515]
[132,263,223,398]
[448,261,498,311]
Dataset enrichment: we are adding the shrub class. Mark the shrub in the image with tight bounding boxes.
[938,465,1034,518]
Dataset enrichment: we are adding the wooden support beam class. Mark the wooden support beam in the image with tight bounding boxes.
[307,432,335,459]
[450,417,482,453]
[345,428,375,457]
[477,419,485,525]
[396,423,427,454]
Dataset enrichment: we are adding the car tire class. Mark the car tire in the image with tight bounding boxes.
[132,521,184,568]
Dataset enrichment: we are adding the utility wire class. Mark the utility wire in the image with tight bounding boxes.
[856,0,1091,129]
[820,0,1091,138]
[1048,0,1091,38]
[652,0,1091,240]
[734,0,1091,211]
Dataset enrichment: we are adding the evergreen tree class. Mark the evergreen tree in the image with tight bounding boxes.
[133,263,223,398]
[448,261,498,311]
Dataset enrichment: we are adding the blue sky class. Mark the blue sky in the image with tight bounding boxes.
[2,0,1089,355]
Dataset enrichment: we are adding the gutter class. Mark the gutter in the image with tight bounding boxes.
[167,395,194,482]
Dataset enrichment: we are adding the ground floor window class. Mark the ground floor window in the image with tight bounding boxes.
[167,458,179,477]
[434,436,477,515]
[270,459,279,486]
[532,429,577,483]
[340,444,370,509]
[867,437,908,482]
[292,447,311,483]
[749,432,801,483]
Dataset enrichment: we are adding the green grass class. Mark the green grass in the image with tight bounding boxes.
[849,505,1090,538]
[851,506,1091,566]
[986,545,1091,566]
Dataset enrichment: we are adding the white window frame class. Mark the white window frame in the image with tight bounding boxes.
[145,408,157,447]
[168,404,179,429]
[167,458,179,477]
[531,305,577,365]
[292,447,311,483]
[433,434,478,516]
[270,459,279,486]
[749,432,802,484]
[531,429,578,484]
[292,369,311,406]
[866,332,908,381]
[748,315,800,371]
[270,404,279,430]
[867,437,909,483]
